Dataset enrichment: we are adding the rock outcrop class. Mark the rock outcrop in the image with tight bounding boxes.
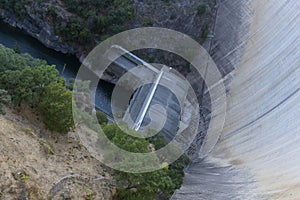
[0,0,215,61]
[0,2,83,57]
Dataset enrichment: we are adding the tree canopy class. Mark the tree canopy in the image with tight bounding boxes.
[0,44,46,72]
[0,45,75,133]
[0,65,61,106]
[39,81,74,133]
[101,124,189,200]
[0,89,10,115]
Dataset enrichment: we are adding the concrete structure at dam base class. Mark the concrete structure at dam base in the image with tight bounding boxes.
[172,0,300,199]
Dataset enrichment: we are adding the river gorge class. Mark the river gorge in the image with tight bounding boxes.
[0,21,114,115]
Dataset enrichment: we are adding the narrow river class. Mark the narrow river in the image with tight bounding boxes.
[0,21,113,115]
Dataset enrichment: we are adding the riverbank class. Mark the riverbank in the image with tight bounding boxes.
[0,5,84,59]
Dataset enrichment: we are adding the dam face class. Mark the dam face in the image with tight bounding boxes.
[173,0,300,199]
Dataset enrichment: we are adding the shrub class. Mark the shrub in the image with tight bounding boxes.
[0,65,60,106]
[0,45,74,133]
[102,124,176,199]
[142,16,153,26]
[0,89,10,115]
[148,133,190,189]
[201,25,209,38]
[54,0,135,45]
[197,3,207,15]
[0,44,46,72]
[96,111,108,125]
[39,81,74,133]
[101,125,190,199]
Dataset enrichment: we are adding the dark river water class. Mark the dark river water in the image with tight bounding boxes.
[0,21,113,115]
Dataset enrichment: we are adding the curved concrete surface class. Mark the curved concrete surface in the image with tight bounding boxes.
[173,0,300,199]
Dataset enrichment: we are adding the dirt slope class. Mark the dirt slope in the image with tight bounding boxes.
[0,107,115,199]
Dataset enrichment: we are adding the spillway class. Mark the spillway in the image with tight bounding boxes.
[172,0,300,199]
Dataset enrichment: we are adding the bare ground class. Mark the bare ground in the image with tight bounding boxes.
[0,106,115,200]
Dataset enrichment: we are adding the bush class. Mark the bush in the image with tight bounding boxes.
[0,89,10,115]
[201,25,209,38]
[39,81,74,133]
[142,16,153,26]
[0,45,75,133]
[197,3,207,15]
[102,124,177,199]
[0,65,60,106]
[101,125,190,199]
[148,133,190,189]
[13,43,20,54]
[96,111,108,125]
[54,0,134,45]
[0,44,46,73]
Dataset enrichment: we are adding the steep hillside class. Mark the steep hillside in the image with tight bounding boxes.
[0,0,215,60]
[0,107,115,199]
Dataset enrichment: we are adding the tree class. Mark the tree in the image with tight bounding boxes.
[79,28,92,45]
[197,3,207,15]
[38,81,74,133]
[0,44,46,73]
[102,124,176,199]
[115,169,175,200]
[0,65,60,106]
[66,78,75,90]
[13,42,21,54]
[96,111,108,125]
[0,45,74,133]
[148,133,190,190]
[0,89,10,115]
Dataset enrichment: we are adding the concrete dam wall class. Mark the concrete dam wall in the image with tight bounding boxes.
[173,0,300,199]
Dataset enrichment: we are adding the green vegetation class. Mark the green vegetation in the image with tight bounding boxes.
[21,170,30,181]
[148,133,190,189]
[197,3,207,15]
[101,124,190,200]
[0,44,74,133]
[41,139,55,155]
[55,0,134,45]
[0,0,29,19]
[0,65,61,106]
[87,188,93,200]
[0,45,46,72]
[13,42,20,54]
[0,89,10,114]
[201,25,209,38]
[96,111,108,125]
[39,81,74,133]
[54,16,92,45]
[0,44,189,198]
[0,0,134,47]
[142,16,153,26]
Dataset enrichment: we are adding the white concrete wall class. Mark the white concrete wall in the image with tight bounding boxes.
[173,0,300,199]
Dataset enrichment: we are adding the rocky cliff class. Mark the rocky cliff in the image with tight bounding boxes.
[0,1,84,60]
[0,0,215,62]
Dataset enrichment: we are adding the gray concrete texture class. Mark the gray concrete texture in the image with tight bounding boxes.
[172,0,300,199]
[123,65,190,142]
